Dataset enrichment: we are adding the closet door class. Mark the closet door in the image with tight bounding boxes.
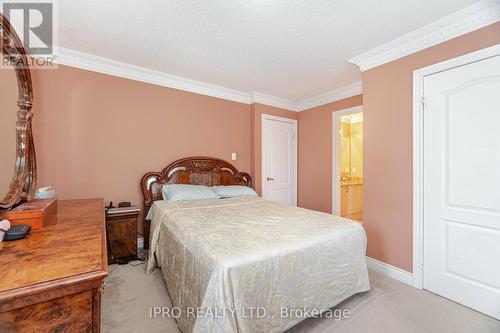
[423,53,500,320]
[262,115,297,205]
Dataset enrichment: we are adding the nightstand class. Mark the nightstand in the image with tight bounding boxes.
[106,206,140,264]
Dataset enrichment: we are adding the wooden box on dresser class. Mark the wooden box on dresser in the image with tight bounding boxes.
[0,199,108,333]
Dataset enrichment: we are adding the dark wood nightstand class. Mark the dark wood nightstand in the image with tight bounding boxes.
[106,206,140,264]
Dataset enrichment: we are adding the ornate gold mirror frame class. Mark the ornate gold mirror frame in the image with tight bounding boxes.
[0,14,36,209]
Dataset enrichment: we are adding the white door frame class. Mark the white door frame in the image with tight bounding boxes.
[261,113,298,206]
[331,106,363,216]
[412,43,500,289]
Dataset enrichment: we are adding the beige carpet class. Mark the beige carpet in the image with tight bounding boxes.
[102,263,500,333]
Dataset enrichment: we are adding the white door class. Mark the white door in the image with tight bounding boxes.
[423,53,500,319]
[262,114,297,205]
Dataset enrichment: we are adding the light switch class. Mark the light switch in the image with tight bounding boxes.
[231,152,237,161]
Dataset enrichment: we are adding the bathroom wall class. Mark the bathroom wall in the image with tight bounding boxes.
[340,121,351,176]
[339,118,363,179]
[350,121,363,178]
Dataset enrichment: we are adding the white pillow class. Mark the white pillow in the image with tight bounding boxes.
[212,185,257,198]
[162,184,220,202]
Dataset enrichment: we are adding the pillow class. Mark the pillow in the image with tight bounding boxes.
[212,185,257,198]
[161,184,220,202]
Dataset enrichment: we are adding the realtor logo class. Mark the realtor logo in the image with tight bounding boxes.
[2,0,57,68]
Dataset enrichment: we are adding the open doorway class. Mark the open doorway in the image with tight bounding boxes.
[332,106,363,221]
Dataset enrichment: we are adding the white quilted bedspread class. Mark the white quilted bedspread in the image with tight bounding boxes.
[147,197,370,333]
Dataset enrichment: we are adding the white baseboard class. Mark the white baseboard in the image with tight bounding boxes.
[366,256,413,286]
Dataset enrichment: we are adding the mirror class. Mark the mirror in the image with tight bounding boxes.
[0,67,18,201]
[0,14,36,209]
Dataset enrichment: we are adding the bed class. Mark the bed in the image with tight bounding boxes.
[141,156,370,333]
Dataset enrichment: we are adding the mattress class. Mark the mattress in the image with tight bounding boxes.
[147,196,370,333]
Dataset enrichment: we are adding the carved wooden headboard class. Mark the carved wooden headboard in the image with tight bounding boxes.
[140,156,252,247]
[141,156,252,210]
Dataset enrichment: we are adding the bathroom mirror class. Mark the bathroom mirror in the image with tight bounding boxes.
[0,14,36,209]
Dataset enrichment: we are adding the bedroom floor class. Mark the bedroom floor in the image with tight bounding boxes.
[101,264,500,333]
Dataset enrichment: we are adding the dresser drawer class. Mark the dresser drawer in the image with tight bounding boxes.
[0,290,93,333]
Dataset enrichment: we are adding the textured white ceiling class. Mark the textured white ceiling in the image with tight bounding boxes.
[58,0,479,101]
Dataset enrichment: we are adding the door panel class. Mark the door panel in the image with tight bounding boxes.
[423,54,500,320]
[444,220,500,290]
[446,78,500,210]
[269,125,291,185]
[262,116,297,205]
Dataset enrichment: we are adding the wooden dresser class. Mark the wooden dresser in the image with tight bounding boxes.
[0,199,108,333]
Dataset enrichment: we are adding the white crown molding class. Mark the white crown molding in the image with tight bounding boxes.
[56,47,252,104]
[55,47,361,112]
[349,0,500,71]
[295,81,363,111]
[250,91,300,111]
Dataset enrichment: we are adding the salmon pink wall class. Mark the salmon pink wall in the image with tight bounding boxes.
[250,103,297,195]
[297,95,363,213]
[31,65,251,232]
[363,22,500,272]
[30,65,298,233]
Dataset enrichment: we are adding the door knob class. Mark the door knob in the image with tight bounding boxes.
[266,177,274,181]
